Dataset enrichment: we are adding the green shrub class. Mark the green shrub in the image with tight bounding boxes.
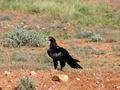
[89,32,103,42]
[30,5,41,13]
[15,76,38,90]
[75,27,102,42]
[71,45,108,57]
[4,25,46,47]
[75,27,92,38]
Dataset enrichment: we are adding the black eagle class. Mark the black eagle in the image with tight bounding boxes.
[46,36,83,70]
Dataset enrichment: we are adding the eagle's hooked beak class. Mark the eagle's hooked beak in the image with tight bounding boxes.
[45,37,49,41]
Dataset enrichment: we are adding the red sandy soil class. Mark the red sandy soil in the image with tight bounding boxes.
[0,69,119,90]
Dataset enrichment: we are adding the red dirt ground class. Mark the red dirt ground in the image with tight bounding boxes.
[0,69,120,90]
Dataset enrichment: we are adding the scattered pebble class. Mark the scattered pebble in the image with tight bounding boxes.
[4,71,11,76]
[52,75,60,81]
[58,74,69,82]
[30,71,37,76]
[76,78,80,81]
[52,74,68,82]
[116,86,120,89]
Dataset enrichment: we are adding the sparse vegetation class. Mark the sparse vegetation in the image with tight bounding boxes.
[92,49,108,55]
[36,53,52,70]
[71,45,108,57]
[60,31,71,39]
[83,59,97,69]
[4,25,46,47]
[75,27,103,42]
[12,50,28,62]
[89,32,103,42]
[0,58,5,66]
[15,76,38,90]
[75,27,92,38]
[9,49,53,70]
[10,50,33,69]
[112,44,120,56]
[0,0,119,28]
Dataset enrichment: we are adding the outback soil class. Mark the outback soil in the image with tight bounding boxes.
[0,0,120,90]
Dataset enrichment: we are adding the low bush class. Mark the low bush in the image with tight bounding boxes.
[4,25,46,47]
[72,45,108,57]
[15,76,38,90]
[75,27,103,42]
[90,32,103,42]
[75,27,92,38]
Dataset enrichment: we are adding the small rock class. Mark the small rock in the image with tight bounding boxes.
[52,75,60,81]
[4,71,11,76]
[63,27,67,30]
[52,74,68,82]
[58,74,68,82]
[41,27,46,30]
[76,78,80,81]
[116,86,120,89]
[23,25,28,28]
[36,25,40,29]
[30,71,37,76]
